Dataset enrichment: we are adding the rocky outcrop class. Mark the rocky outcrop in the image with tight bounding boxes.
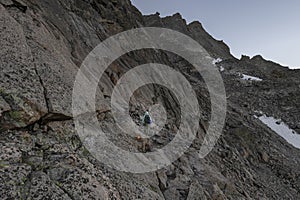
[143,12,233,59]
[0,0,299,199]
[219,54,300,133]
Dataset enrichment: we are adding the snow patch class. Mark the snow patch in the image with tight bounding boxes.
[240,73,262,81]
[256,114,300,149]
[219,66,225,72]
[212,58,222,65]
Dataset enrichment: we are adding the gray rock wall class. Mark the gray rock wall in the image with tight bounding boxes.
[0,0,299,199]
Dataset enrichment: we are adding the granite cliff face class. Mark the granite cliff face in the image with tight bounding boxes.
[0,0,299,199]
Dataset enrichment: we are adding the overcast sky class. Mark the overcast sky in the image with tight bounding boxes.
[131,0,300,69]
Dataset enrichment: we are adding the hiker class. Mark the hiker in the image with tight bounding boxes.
[141,110,152,126]
[135,137,151,153]
[135,110,152,153]
[142,110,152,136]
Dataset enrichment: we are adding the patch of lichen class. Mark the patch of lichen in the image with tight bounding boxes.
[9,110,23,121]
[231,127,257,146]
[0,87,5,94]
[0,162,10,169]
[81,146,91,157]
[271,70,286,79]
[5,110,27,128]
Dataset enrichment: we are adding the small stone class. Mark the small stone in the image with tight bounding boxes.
[157,170,167,190]
[0,96,11,116]
[261,152,269,163]
[33,123,40,131]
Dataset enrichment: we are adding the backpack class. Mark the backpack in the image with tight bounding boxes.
[144,114,151,124]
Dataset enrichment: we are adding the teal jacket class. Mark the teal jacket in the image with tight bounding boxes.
[141,111,152,124]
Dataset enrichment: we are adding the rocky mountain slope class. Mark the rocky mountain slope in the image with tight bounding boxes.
[0,0,299,199]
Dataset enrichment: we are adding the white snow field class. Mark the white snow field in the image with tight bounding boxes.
[241,74,262,81]
[257,114,300,149]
